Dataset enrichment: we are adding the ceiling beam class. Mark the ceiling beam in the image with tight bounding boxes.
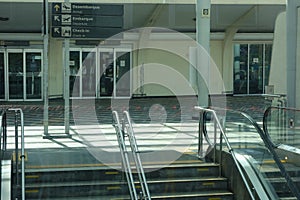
[0,0,286,5]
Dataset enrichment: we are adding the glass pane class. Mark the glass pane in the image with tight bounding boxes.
[8,52,23,99]
[0,52,4,99]
[264,44,272,88]
[116,51,131,97]
[99,51,114,97]
[70,51,80,97]
[233,44,248,94]
[82,51,96,97]
[26,52,42,99]
[249,44,264,94]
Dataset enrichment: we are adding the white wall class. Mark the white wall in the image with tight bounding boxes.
[132,37,224,96]
[269,12,286,95]
[45,34,226,98]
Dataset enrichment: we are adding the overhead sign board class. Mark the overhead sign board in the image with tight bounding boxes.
[51,26,123,39]
[52,15,123,27]
[51,3,124,39]
[52,3,123,16]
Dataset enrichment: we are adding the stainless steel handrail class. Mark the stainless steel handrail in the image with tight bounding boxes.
[123,111,151,200]
[112,111,138,200]
[194,106,256,200]
[196,106,300,200]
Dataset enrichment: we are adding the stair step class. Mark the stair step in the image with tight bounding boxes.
[151,190,234,199]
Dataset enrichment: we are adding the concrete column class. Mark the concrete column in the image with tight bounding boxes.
[286,0,300,108]
[196,0,211,107]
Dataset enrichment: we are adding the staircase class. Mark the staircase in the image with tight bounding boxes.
[12,149,234,200]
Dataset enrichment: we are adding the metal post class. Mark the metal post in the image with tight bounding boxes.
[63,0,71,136]
[14,111,19,188]
[19,109,25,200]
[64,38,70,135]
[43,0,49,136]
[198,111,204,158]
[196,0,211,107]
[3,112,7,151]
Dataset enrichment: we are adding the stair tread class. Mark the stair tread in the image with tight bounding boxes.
[151,190,234,198]
[24,161,217,173]
[148,177,228,183]
[25,180,127,188]
[26,176,227,188]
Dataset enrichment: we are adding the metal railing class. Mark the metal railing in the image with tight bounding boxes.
[195,106,300,200]
[112,110,151,200]
[195,106,256,199]
[0,108,25,200]
[112,111,138,200]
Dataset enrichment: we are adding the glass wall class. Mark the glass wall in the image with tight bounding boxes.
[69,47,131,99]
[233,43,272,94]
[0,52,4,99]
[0,49,42,101]
[8,51,24,100]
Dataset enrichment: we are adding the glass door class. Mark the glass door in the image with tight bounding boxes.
[115,49,131,98]
[82,50,96,98]
[0,51,4,99]
[8,50,24,100]
[99,49,114,97]
[249,44,264,94]
[69,50,81,98]
[233,43,272,95]
[25,51,42,100]
[234,44,248,94]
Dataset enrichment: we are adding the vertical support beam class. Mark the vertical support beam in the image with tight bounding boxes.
[64,0,70,135]
[196,0,211,107]
[286,0,299,108]
[64,39,70,134]
[43,0,49,136]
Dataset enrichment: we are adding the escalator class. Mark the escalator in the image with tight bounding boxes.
[196,106,300,200]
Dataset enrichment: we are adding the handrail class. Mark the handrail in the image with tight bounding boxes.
[0,109,25,200]
[9,108,26,200]
[195,106,300,200]
[194,106,256,200]
[0,110,7,200]
[123,111,151,200]
[112,111,138,200]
